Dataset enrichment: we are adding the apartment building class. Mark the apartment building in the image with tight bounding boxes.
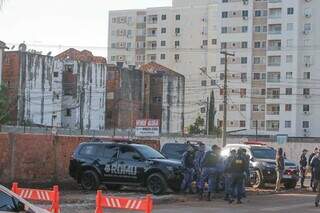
[0,41,8,85]
[108,0,320,137]
[108,0,219,127]
[2,45,107,130]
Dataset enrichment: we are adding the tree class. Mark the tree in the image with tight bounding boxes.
[0,84,10,125]
[188,115,205,135]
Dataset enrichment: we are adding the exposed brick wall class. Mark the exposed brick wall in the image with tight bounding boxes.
[0,133,160,184]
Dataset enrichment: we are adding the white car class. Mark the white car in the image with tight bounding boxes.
[0,185,49,213]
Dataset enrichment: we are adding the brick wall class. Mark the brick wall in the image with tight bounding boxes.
[0,133,160,184]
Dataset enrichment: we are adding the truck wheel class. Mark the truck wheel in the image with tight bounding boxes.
[251,170,264,189]
[80,170,100,191]
[284,181,297,189]
[147,173,167,195]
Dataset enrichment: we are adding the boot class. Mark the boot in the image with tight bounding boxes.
[207,192,211,201]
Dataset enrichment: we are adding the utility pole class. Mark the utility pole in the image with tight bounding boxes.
[206,97,209,135]
[80,87,85,135]
[221,51,235,147]
[255,120,258,142]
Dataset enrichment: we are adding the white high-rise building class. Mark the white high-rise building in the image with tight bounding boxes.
[108,0,320,137]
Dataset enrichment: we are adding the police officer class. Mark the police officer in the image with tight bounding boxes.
[240,149,250,198]
[194,143,206,192]
[224,149,237,201]
[180,145,195,193]
[199,145,223,201]
[311,152,320,207]
[229,149,247,204]
[300,149,308,188]
[309,148,319,191]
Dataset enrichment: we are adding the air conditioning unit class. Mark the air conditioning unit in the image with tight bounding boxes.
[243,0,249,5]
[305,13,311,18]
[305,63,311,67]
[304,95,311,99]
[304,111,310,115]
[304,128,309,133]
[242,16,248,20]
[303,30,310,35]
[200,45,204,49]
[175,32,180,36]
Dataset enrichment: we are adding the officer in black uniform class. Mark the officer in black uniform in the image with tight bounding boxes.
[180,145,195,193]
[300,149,308,188]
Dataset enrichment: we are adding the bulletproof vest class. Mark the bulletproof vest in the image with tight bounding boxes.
[203,152,218,167]
[230,155,245,173]
[184,152,194,168]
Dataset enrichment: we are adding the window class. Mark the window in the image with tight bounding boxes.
[211,80,216,86]
[53,72,59,77]
[80,145,100,156]
[103,145,118,159]
[254,41,261,48]
[201,107,206,113]
[303,88,310,95]
[153,97,162,103]
[286,72,292,79]
[161,14,166,20]
[241,57,248,64]
[255,26,261,32]
[241,42,248,48]
[174,54,180,61]
[242,26,248,33]
[201,80,207,86]
[118,146,140,161]
[255,10,261,17]
[222,27,228,33]
[175,40,180,47]
[66,108,72,117]
[221,42,227,49]
[303,121,309,128]
[240,120,246,128]
[202,40,208,46]
[285,104,292,112]
[0,191,18,212]
[285,88,292,95]
[287,8,294,15]
[161,41,166,46]
[304,72,310,80]
[222,11,228,18]
[303,104,310,112]
[285,121,291,128]
[286,39,293,47]
[242,10,248,17]
[160,54,166,60]
[161,28,166,34]
[212,39,217,45]
[175,28,180,34]
[176,14,181,20]
[240,104,246,111]
[211,66,216,72]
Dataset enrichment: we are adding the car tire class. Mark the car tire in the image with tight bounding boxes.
[251,170,264,189]
[105,184,122,191]
[80,170,100,191]
[147,173,167,195]
[284,181,297,189]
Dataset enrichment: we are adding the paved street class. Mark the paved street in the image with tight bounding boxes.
[154,193,317,213]
[58,191,318,213]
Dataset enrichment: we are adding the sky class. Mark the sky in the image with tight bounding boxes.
[0,0,172,57]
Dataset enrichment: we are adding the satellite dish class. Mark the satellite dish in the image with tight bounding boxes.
[11,45,15,50]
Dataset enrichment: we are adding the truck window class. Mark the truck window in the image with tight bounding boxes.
[103,145,118,160]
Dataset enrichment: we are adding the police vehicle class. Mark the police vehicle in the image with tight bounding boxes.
[161,141,210,160]
[221,142,299,189]
[69,142,183,195]
[0,184,49,213]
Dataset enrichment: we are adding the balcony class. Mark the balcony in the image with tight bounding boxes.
[267,88,280,99]
[269,0,281,3]
[267,72,281,83]
[147,15,158,24]
[269,8,282,19]
[268,24,282,35]
[266,120,280,131]
[267,104,280,115]
[268,56,281,66]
